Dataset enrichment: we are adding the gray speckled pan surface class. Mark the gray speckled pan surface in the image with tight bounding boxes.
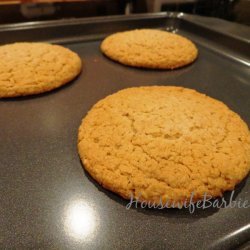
[0,13,249,250]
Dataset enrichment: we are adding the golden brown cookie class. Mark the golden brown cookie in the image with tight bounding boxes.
[78,86,250,206]
[101,29,198,69]
[0,42,82,97]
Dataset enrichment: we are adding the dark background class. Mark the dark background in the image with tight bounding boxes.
[0,0,249,26]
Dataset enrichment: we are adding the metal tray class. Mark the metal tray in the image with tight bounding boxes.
[0,13,249,250]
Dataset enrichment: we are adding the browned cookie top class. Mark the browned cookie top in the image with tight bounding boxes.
[101,29,198,69]
[78,86,250,205]
[0,42,82,97]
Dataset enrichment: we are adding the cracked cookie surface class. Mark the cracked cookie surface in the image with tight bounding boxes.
[0,42,82,97]
[78,86,250,205]
[101,29,198,69]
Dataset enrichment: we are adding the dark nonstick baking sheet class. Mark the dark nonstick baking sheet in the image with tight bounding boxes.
[0,13,249,249]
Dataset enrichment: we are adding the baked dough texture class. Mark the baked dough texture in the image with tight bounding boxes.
[101,29,198,69]
[0,42,82,97]
[78,86,250,205]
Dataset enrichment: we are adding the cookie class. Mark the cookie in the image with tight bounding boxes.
[0,42,82,97]
[101,29,198,69]
[78,86,250,206]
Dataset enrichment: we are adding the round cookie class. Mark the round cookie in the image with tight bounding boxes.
[78,86,250,206]
[101,29,198,69]
[0,42,82,97]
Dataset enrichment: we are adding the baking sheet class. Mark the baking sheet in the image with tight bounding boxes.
[0,13,249,249]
